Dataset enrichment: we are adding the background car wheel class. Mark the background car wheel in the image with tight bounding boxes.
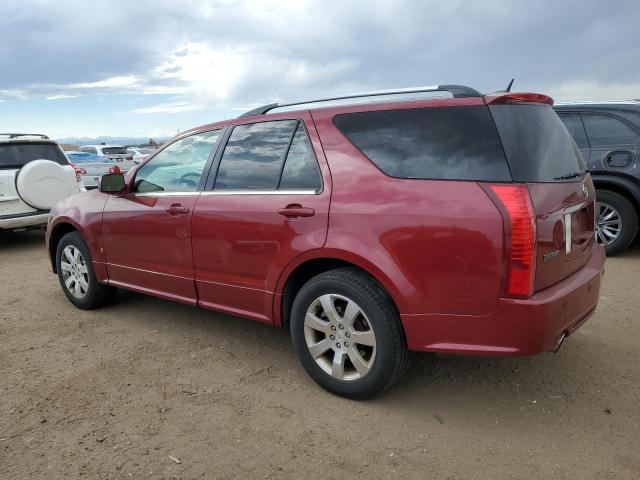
[595,190,638,256]
[290,267,411,399]
[56,232,116,309]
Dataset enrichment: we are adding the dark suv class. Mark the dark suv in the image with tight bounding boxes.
[47,86,605,398]
[554,102,640,254]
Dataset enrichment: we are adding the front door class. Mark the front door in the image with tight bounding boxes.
[102,129,223,304]
[191,115,331,323]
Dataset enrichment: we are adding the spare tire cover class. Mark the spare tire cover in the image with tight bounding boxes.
[16,159,77,210]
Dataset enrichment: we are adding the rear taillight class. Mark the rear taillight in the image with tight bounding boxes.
[71,164,86,182]
[126,155,133,161]
[109,165,121,174]
[489,184,537,299]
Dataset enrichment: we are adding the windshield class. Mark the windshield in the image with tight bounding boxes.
[0,142,68,169]
[102,147,128,155]
[490,104,587,182]
[66,152,113,163]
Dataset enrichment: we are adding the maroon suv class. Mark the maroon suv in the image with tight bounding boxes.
[46,85,605,398]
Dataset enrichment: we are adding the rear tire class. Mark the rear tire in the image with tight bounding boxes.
[56,232,116,309]
[290,267,410,399]
[595,189,638,256]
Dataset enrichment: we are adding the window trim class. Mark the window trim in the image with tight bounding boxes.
[204,118,324,194]
[130,127,224,196]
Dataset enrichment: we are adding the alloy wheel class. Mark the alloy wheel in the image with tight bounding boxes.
[303,294,377,381]
[595,201,623,247]
[60,245,89,299]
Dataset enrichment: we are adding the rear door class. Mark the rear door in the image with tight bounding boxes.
[580,112,640,174]
[490,104,596,291]
[191,114,330,323]
[102,130,222,303]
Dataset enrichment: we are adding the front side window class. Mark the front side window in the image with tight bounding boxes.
[133,130,221,193]
[581,114,640,147]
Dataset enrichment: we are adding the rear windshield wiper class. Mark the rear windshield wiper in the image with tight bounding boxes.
[553,171,585,180]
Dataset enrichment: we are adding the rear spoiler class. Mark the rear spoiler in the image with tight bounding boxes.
[484,92,554,106]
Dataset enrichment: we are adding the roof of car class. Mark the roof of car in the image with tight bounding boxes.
[0,133,57,145]
[80,144,124,148]
[554,101,640,111]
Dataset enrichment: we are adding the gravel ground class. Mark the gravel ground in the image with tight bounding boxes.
[1,230,639,479]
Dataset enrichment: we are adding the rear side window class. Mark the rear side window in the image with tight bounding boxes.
[0,143,68,169]
[581,114,640,147]
[279,124,322,190]
[102,147,128,155]
[557,112,589,148]
[215,120,321,191]
[490,104,587,182]
[332,106,511,181]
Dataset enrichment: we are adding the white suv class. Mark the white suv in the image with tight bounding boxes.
[0,134,83,231]
[79,144,135,172]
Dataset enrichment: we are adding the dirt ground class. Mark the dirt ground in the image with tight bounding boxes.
[1,231,639,480]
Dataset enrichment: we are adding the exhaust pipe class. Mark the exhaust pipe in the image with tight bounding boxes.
[552,332,567,353]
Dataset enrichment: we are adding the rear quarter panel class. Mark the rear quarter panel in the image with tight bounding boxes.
[311,107,505,315]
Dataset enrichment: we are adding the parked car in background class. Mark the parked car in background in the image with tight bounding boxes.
[79,144,135,172]
[1,133,83,231]
[127,147,155,165]
[554,101,640,254]
[47,86,605,398]
[65,151,121,189]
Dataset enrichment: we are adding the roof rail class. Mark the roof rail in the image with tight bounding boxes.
[0,133,50,139]
[239,84,482,117]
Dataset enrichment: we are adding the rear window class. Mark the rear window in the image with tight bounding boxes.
[102,147,128,155]
[0,142,68,169]
[490,104,587,182]
[332,106,511,181]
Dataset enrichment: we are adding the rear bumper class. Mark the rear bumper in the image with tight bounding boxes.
[401,245,606,356]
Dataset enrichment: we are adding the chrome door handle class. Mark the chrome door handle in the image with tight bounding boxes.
[165,204,190,215]
[277,204,315,218]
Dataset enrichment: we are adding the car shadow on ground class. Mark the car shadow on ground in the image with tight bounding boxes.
[0,229,47,251]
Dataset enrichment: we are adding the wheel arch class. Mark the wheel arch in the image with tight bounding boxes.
[48,219,83,273]
[592,175,640,218]
[274,250,407,329]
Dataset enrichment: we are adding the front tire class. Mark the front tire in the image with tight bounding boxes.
[290,267,410,399]
[595,190,638,256]
[56,232,116,309]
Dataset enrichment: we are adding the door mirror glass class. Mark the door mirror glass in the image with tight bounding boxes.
[99,173,126,193]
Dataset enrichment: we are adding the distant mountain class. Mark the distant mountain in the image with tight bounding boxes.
[54,135,171,147]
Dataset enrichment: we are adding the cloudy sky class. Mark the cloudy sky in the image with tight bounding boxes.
[1,0,639,139]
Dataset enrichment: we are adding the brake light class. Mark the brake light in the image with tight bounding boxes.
[126,155,133,161]
[485,92,554,106]
[489,184,537,299]
[109,165,121,174]
[71,164,86,182]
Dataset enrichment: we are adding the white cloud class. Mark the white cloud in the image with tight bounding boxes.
[70,76,138,89]
[547,81,640,102]
[46,94,76,100]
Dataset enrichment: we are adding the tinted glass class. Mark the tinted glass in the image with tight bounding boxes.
[66,152,112,163]
[279,125,322,190]
[558,113,589,148]
[133,130,220,193]
[581,114,640,147]
[215,120,297,190]
[102,147,128,155]
[333,106,511,181]
[490,104,586,182]
[0,143,68,168]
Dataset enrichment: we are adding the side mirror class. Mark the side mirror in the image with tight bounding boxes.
[99,173,126,193]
